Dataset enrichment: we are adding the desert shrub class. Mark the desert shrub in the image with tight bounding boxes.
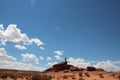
[52,76,55,78]
[111,73,115,77]
[85,72,90,77]
[57,77,60,80]
[32,75,52,80]
[78,72,82,77]
[32,75,41,80]
[78,77,84,80]
[42,75,52,80]
[1,74,7,78]
[71,75,76,79]
[63,75,68,79]
[63,70,68,73]
[10,76,15,78]
[118,75,120,80]
[99,74,104,78]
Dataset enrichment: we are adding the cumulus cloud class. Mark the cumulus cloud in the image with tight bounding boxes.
[54,50,64,56]
[47,62,57,66]
[0,48,45,71]
[68,57,91,68]
[54,55,63,60]
[94,60,120,71]
[47,56,52,61]
[0,48,16,61]
[0,24,44,47]
[0,39,6,45]
[15,44,27,50]
[0,24,4,31]
[54,50,64,60]
[40,47,44,50]
[21,53,39,64]
[39,56,44,60]
[67,57,120,71]
[0,24,29,43]
[29,38,44,46]
[0,61,45,71]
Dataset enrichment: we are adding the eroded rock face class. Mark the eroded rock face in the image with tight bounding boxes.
[70,66,83,71]
[96,68,104,71]
[87,66,96,71]
[44,61,104,72]
[45,61,84,72]
[53,61,70,72]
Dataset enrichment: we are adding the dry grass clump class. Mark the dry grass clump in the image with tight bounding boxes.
[63,70,68,73]
[118,74,120,80]
[85,72,90,77]
[32,75,52,80]
[78,72,83,77]
[99,73,104,78]
[63,75,68,79]
[78,77,85,80]
[0,74,7,78]
[71,75,76,79]
[111,73,115,77]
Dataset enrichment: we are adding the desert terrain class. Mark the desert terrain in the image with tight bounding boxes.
[0,60,120,80]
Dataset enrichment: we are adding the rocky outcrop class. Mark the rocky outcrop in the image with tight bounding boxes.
[87,66,96,71]
[44,61,104,72]
[44,60,84,72]
[96,68,104,71]
[70,66,84,71]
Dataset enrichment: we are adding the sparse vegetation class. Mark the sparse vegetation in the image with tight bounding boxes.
[78,77,85,80]
[63,70,68,73]
[0,74,7,78]
[71,75,76,79]
[118,74,120,80]
[111,73,115,77]
[32,75,51,80]
[99,73,104,78]
[63,75,68,79]
[85,72,90,77]
[10,75,15,78]
[78,72,83,77]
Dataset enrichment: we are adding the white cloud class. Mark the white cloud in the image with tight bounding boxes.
[0,39,6,45]
[54,55,63,60]
[94,60,120,71]
[47,56,52,61]
[0,24,4,31]
[21,53,39,64]
[29,38,44,46]
[54,50,64,56]
[68,57,91,68]
[67,57,120,71]
[0,24,29,43]
[39,56,44,60]
[54,50,64,60]
[0,24,44,47]
[47,62,57,66]
[15,44,27,50]
[0,48,16,61]
[40,47,44,50]
[0,61,45,71]
[0,48,45,71]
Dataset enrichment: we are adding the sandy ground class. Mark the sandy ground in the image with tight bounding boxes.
[44,70,120,80]
[0,69,120,80]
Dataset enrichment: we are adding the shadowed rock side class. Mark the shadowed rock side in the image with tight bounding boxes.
[44,60,104,72]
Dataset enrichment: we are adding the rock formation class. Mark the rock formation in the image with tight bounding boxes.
[44,58,83,72]
[87,66,96,71]
[44,58,104,72]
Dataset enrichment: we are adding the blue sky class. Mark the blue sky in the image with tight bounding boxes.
[0,0,120,71]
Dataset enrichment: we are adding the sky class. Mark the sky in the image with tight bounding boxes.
[0,0,120,72]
